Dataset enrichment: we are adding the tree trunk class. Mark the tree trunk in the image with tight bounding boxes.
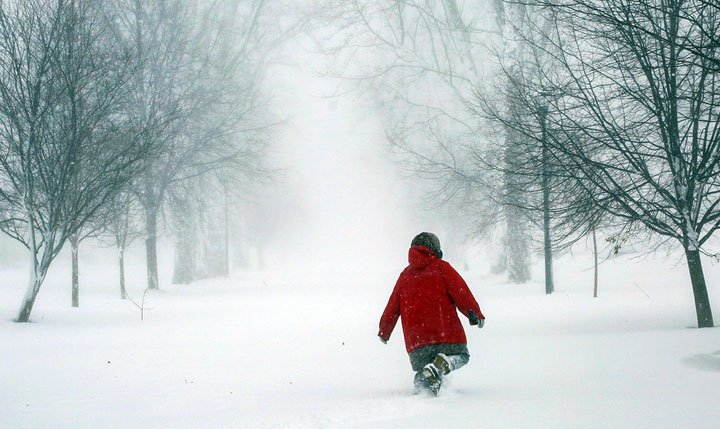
[684,248,714,328]
[540,105,553,294]
[504,142,531,283]
[202,224,226,278]
[444,0,465,29]
[17,209,42,322]
[119,245,127,300]
[490,236,507,274]
[17,248,47,322]
[146,208,159,290]
[592,227,599,298]
[172,232,194,284]
[504,66,531,284]
[224,187,230,277]
[172,200,196,284]
[506,210,531,283]
[17,273,42,323]
[71,234,79,307]
[541,192,553,294]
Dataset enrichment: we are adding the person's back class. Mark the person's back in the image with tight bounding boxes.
[378,232,485,396]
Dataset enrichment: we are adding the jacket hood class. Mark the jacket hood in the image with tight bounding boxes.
[408,245,436,270]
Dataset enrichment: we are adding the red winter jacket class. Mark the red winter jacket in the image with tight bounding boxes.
[378,246,484,353]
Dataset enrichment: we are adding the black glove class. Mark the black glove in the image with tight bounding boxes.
[469,311,485,329]
[379,336,388,344]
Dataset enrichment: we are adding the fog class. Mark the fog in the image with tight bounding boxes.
[0,1,717,319]
[254,55,445,283]
[0,44,447,285]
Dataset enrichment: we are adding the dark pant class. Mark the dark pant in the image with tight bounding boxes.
[408,343,470,372]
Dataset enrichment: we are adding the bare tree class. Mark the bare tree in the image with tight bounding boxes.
[470,4,601,294]
[0,0,148,322]
[518,0,720,327]
[316,0,536,282]
[92,186,144,300]
[170,176,227,284]
[169,121,272,284]
[108,0,274,291]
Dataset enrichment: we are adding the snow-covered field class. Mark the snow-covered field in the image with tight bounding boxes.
[2,244,720,429]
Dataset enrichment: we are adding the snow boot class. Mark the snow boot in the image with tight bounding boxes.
[433,353,453,375]
[420,363,442,396]
[413,371,428,395]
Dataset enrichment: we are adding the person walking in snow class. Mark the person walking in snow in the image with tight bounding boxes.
[378,232,485,396]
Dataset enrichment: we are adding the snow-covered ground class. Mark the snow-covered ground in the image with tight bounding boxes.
[2,244,720,429]
[3,47,720,429]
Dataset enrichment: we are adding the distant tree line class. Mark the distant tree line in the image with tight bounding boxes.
[317,0,719,328]
[0,0,279,322]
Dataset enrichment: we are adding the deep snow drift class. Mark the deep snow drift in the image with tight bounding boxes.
[2,244,720,429]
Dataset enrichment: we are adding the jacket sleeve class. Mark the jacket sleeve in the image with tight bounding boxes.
[378,276,402,341]
[440,262,484,321]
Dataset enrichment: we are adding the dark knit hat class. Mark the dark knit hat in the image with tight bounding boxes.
[411,232,443,259]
